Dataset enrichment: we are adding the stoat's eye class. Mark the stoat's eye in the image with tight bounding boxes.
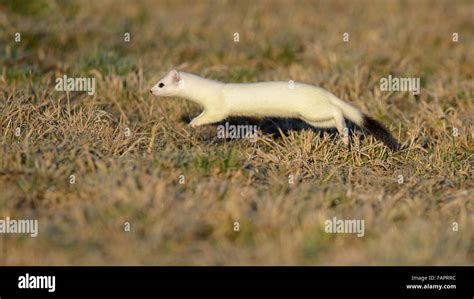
[159,83,165,88]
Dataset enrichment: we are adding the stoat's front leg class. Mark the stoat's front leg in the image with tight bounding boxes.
[190,110,227,128]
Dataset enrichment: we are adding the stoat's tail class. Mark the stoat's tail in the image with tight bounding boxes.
[360,115,400,151]
[330,97,400,151]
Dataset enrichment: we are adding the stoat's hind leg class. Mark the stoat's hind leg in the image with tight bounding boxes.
[302,109,350,147]
[190,110,226,128]
[332,110,350,147]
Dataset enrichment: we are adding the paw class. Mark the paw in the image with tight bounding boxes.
[189,120,199,128]
[342,136,350,146]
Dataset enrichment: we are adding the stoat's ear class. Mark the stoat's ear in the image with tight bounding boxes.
[170,70,181,83]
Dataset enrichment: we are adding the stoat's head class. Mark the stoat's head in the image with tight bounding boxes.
[150,70,182,97]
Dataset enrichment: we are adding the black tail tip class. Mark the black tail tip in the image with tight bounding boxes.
[363,115,401,151]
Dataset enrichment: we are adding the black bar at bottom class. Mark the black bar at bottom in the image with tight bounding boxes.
[0,266,471,298]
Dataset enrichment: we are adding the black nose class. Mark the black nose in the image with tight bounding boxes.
[149,90,152,94]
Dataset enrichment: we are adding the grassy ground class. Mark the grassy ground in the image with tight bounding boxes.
[0,0,473,265]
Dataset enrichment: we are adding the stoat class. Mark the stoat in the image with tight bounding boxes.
[150,70,400,150]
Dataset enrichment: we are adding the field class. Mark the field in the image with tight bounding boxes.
[0,0,473,265]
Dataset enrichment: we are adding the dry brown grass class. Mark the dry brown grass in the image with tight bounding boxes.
[0,0,473,265]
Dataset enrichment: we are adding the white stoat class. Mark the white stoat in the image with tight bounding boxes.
[150,70,400,150]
